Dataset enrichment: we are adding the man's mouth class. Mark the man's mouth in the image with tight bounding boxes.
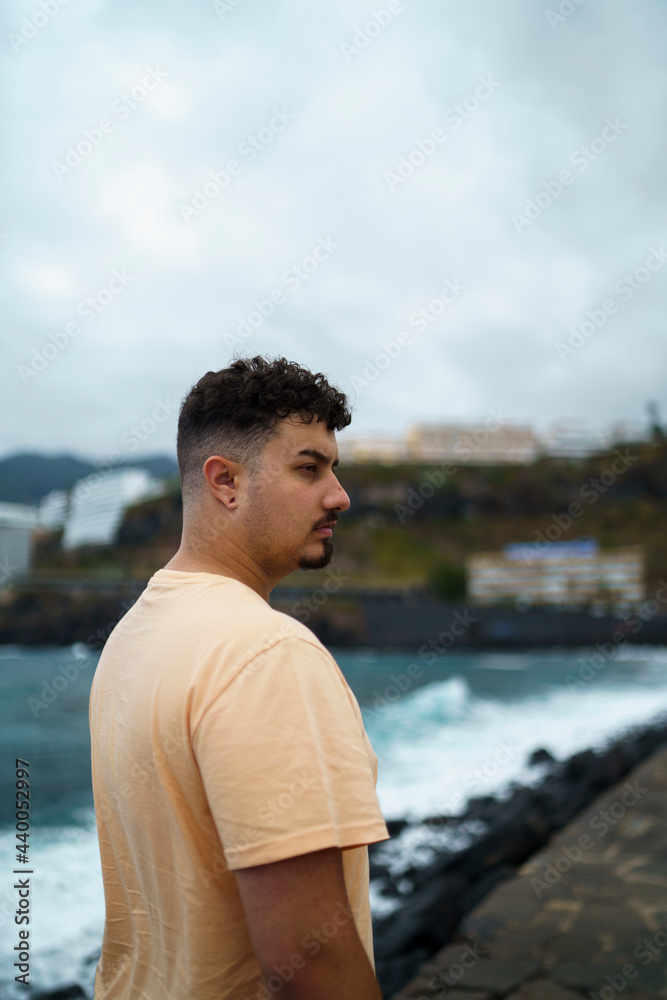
[314,521,336,536]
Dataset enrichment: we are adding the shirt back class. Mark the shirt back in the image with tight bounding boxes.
[89,568,389,1000]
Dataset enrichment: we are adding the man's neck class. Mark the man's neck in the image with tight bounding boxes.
[162,545,273,602]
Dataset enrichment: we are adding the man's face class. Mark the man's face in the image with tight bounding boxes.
[239,413,351,578]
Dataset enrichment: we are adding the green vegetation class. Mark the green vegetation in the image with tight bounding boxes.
[426,561,467,600]
[28,441,667,596]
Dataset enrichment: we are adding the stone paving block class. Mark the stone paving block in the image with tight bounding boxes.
[459,913,506,947]
[443,958,540,995]
[413,942,490,995]
[540,933,602,965]
[390,974,492,1000]
[428,940,489,968]
[430,993,492,1000]
[505,979,583,1000]
[490,876,543,903]
[570,880,633,904]
[481,924,561,961]
[570,901,648,940]
[547,957,667,995]
[390,748,667,1000]
[431,993,492,1000]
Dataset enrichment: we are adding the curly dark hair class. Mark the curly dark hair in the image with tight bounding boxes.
[176,355,352,503]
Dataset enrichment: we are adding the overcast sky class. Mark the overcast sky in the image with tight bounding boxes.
[2,0,666,464]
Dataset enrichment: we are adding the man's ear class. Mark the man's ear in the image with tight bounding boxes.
[202,455,241,510]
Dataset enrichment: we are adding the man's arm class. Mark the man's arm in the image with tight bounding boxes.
[233,845,383,1000]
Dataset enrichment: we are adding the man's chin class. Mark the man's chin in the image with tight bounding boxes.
[297,540,333,570]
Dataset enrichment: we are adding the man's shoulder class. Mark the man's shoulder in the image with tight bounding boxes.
[237,600,332,666]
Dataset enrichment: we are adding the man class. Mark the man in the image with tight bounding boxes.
[89,355,390,1000]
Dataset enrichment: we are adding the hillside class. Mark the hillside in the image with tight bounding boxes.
[0,452,179,503]
[28,440,667,597]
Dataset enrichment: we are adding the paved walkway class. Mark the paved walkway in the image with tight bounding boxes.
[390,746,667,1000]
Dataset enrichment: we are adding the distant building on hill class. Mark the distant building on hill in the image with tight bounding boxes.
[336,435,409,465]
[336,417,653,464]
[466,538,645,608]
[62,467,165,550]
[0,502,40,588]
[406,422,539,464]
[337,421,539,465]
[37,489,69,530]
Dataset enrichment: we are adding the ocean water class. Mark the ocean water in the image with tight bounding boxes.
[1,641,667,998]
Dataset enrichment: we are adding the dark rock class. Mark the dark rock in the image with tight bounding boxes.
[562,748,597,781]
[528,747,556,766]
[457,957,540,994]
[458,864,516,913]
[374,948,430,1000]
[374,873,469,959]
[385,817,410,837]
[32,986,87,1000]
[465,795,502,823]
[371,715,667,999]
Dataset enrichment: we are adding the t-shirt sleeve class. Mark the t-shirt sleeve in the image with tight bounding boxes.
[192,635,390,870]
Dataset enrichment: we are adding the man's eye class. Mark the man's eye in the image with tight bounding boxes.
[300,465,317,472]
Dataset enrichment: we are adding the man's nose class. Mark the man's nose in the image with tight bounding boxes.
[330,480,351,513]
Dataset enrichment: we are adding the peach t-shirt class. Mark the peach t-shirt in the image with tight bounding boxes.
[89,568,389,1000]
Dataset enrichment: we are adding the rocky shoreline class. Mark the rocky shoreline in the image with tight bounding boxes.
[4,580,667,649]
[14,713,667,1000]
[370,711,667,998]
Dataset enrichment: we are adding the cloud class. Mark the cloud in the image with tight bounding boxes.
[2,0,666,460]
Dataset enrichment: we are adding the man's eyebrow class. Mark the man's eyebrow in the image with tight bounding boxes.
[295,448,339,469]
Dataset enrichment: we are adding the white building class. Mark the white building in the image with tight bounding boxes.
[62,467,165,550]
[537,419,651,459]
[407,423,539,464]
[336,422,540,465]
[336,418,652,465]
[0,502,40,588]
[38,489,69,530]
[467,539,645,608]
[337,434,409,464]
